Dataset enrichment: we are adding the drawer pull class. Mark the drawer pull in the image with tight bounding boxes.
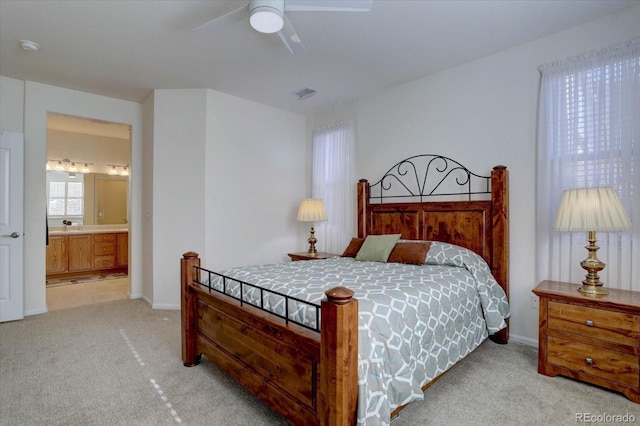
[585,357,593,365]
[585,320,594,327]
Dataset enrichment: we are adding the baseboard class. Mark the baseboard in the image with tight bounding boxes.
[152,303,180,310]
[24,307,48,316]
[508,333,537,348]
[137,295,178,310]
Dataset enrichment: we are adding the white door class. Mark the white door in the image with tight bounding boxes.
[0,131,24,322]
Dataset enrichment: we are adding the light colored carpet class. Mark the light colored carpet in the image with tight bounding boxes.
[1,299,638,425]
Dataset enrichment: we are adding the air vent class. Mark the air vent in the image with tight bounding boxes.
[293,87,317,100]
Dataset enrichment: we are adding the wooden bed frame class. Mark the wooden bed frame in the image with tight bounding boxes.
[181,156,509,425]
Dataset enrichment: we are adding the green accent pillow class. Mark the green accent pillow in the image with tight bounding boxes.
[355,234,402,262]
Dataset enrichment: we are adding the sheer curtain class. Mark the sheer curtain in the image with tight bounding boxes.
[312,122,355,254]
[537,38,640,291]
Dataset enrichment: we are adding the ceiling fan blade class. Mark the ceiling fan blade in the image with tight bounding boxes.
[285,0,373,12]
[277,14,305,54]
[193,3,249,32]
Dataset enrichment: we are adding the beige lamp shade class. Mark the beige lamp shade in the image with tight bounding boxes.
[554,187,632,232]
[297,199,327,222]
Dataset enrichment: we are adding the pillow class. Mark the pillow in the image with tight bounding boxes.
[355,234,402,262]
[342,238,365,257]
[388,241,431,265]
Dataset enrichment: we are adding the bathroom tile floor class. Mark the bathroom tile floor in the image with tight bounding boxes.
[46,277,129,311]
[46,272,128,287]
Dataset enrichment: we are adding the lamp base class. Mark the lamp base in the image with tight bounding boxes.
[578,231,608,296]
[306,225,318,255]
[578,283,609,296]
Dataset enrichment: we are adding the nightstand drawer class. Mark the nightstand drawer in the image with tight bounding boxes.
[548,301,640,347]
[548,336,639,387]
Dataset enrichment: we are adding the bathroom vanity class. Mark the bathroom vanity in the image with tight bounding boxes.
[46,225,128,279]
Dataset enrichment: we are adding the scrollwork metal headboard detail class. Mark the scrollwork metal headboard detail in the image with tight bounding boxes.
[368,154,491,202]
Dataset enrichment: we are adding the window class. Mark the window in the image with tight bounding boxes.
[537,39,639,290]
[311,122,355,254]
[47,171,84,222]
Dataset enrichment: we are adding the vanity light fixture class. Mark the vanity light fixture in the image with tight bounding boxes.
[106,164,130,176]
[47,159,94,174]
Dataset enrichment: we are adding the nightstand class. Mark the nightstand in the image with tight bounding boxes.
[533,280,640,403]
[287,252,338,261]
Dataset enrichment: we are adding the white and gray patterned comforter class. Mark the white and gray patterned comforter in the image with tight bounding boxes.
[204,242,510,425]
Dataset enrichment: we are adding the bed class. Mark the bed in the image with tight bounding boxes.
[181,154,510,425]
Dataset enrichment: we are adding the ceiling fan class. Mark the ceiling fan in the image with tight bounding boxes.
[193,0,374,54]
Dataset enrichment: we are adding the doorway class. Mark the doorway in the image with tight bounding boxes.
[45,113,131,310]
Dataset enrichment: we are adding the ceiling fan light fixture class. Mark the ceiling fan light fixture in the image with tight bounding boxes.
[19,40,40,52]
[249,0,284,33]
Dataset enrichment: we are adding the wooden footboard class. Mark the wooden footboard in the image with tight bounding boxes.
[181,252,358,425]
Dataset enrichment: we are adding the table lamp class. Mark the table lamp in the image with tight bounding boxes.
[296,198,327,255]
[554,187,632,295]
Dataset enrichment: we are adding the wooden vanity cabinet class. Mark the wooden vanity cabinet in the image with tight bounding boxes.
[46,235,67,274]
[67,234,93,272]
[46,231,128,278]
[116,233,128,268]
[94,233,116,270]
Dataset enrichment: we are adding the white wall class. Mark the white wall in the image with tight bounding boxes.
[150,89,207,309]
[146,88,306,308]
[0,79,143,314]
[204,89,307,270]
[308,5,640,345]
[141,92,155,303]
[0,77,24,132]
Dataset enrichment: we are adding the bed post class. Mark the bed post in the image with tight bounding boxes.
[181,251,201,366]
[319,287,359,426]
[357,179,369,238]
[490,166,509,343]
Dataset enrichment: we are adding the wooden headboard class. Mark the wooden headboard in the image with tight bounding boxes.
[356,155,509,341]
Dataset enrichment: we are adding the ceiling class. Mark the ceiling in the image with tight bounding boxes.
[48,113,131,140]
[1,0,638,115]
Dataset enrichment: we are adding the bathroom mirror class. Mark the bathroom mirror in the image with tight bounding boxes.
[46,113,131,226]
[46,171,129,225]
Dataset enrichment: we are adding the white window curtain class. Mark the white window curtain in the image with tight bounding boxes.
[537,38,640,291]
[312,122,355,254]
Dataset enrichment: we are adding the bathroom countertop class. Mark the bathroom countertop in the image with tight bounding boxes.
[48,225,128,236]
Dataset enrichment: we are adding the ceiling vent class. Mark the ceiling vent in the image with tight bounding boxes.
[293,87,317,100]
